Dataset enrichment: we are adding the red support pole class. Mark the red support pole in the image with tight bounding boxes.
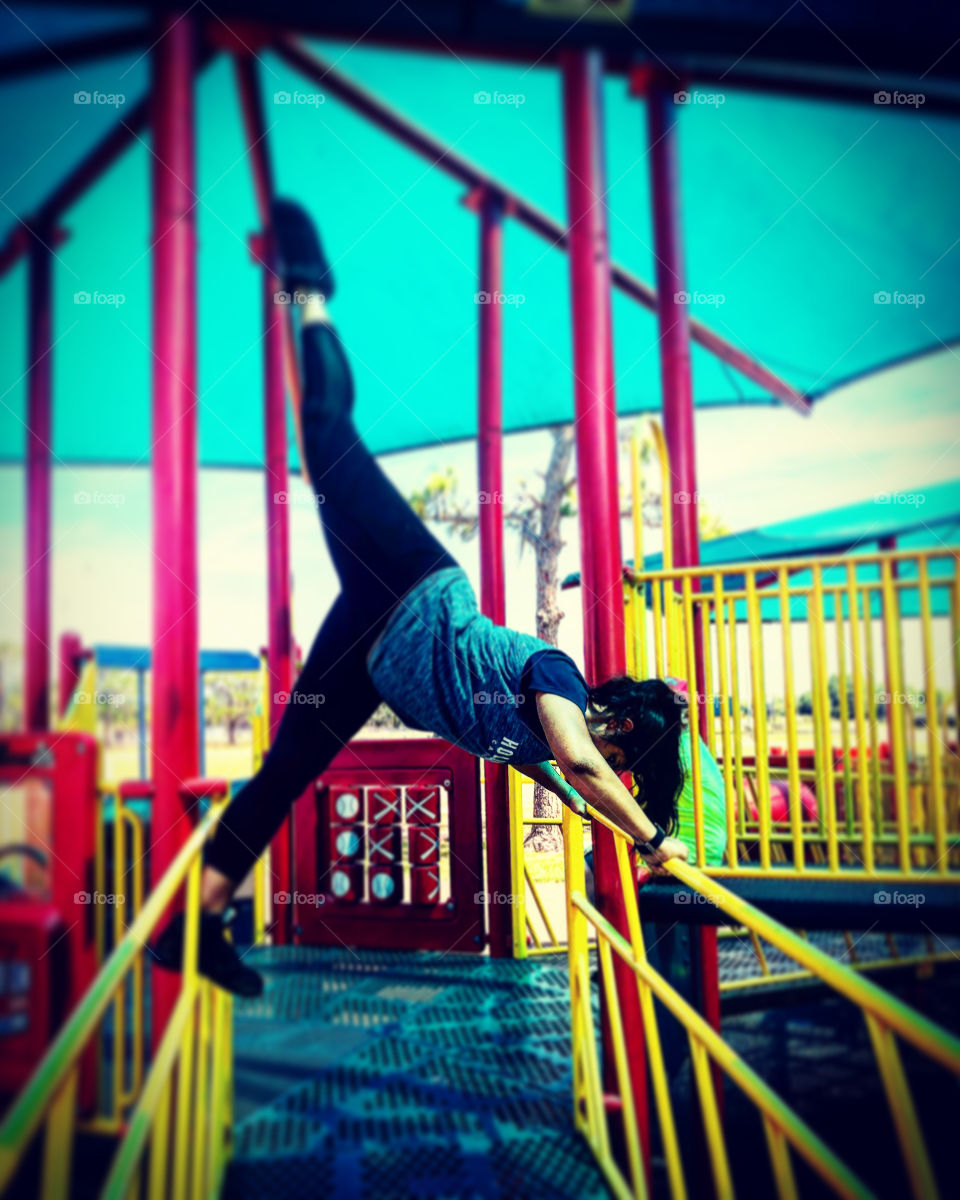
[646,76,722,1113]
[24,233,53,732]
[476,192,511,955]
[262,251,293,939]
[150,12,200,1049]
[235,55,295,940]
[561,47,649,1165]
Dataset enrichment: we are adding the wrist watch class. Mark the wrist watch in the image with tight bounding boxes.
[633,824,667,857]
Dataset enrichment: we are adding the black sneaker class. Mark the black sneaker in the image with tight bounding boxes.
[271,197,335,299]
[150,911,264,998]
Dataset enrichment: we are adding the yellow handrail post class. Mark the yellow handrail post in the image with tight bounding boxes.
[41,1066,79,1200]
[778,567,804,872]
[712,575,738,869]
[863,1013,937,1200]
[507,769,528,959]
[881,558,912,870]
[811,564,838,871]
[631,429,649,679]
[918,558,947,872]
[727,597,747,843]
[745,571,771,868]
[834,588,855,844]
[846,564,874,872]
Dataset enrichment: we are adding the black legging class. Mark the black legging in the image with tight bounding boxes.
[204,322,457,883]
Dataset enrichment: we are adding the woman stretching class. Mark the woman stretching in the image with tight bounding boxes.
[154,200,690,996]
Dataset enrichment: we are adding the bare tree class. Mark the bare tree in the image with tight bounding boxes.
[410,426,577,852]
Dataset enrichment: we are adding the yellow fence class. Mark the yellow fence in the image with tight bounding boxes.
[0,798,234,1200]
[564,802,960,1200]
[625,546,960,880]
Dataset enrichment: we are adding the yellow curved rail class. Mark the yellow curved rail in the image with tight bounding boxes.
[0,797,233,1200]
[568,800,960,1199]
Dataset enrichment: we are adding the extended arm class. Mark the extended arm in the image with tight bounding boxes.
[534,692,689,867]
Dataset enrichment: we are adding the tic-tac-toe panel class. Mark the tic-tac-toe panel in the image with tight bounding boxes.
[293,739,483,953]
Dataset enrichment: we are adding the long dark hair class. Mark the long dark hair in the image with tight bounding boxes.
[587,676,687,834]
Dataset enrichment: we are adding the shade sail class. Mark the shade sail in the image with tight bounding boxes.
[562,478,960,620]
[1,19,959,468]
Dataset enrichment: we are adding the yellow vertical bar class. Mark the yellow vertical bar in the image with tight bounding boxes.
[683,576,706,867]
[713,576,737,869]
[614,838,687,1200]
[778,567,804,872]
[95,790,108,1114]
[728,597,746,842]
[630,428,650,680]
[124,809,145,1104]
[206,989,226,1197]
[597,937,647,1200]
[507,769,528,959]
[253,856,265,946]
[745,571,771,869]
[881,558,911,871]
[41,1066,79,1200]
[863,1014,937,1200]
[651,578,665,678]
[950,559,960,863]
[762,1117,799,1200]
[561,805,589,1129]
[688,1037,735,1199]
[147,1076,171,1200]
[113,791,127,1117]
[173,860,200,1197]
[834,589,854,842]
[862,586,883,839]
[701,597,716,757]
[846,563,873,872]
[811,565,838,871]
[624,583,637,679]
[918,557,947,872]
[191,984,211,1200]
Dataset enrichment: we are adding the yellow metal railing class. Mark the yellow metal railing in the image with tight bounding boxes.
[90,786,147,1132]
[507,768,569,957]
[624,545,960,880]
[564,801,960,1200]
[0,797,234,1200]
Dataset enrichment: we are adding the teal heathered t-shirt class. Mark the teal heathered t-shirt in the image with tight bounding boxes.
[675,731,728,867]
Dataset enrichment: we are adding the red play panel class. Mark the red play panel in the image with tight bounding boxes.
[293,739,483,953]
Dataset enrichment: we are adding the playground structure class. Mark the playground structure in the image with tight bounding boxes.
[1,2,960,1197]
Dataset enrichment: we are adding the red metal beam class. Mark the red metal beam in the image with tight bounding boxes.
[24,233,53,731]
[234,54,294,941]
[0,43,217,282]
[561,47,649,1171]
[150,11,200,1050]
[271,36,809,414]
[474,191,511,956]
[0,27,151,83]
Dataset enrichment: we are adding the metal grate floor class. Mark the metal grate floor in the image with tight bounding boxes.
[223,947,610,1200]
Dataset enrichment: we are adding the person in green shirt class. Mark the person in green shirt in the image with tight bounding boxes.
[676,725,729,868]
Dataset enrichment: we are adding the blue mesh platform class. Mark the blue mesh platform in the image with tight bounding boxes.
[223,947,610,1200]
